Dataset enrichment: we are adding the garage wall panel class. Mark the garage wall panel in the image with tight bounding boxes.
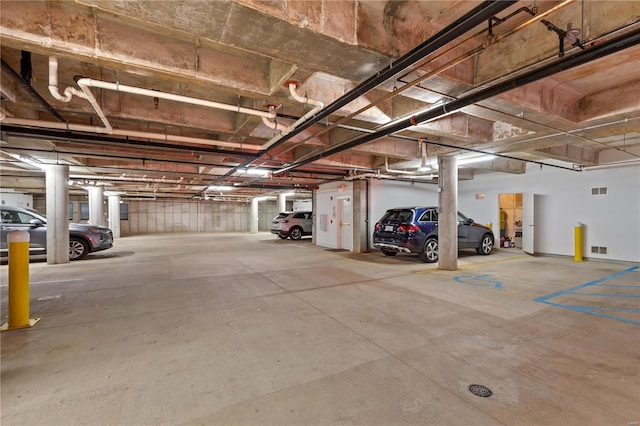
[179,202,190,232]
[123,200,254,235]
[189,202,199,232]
[259,200,278,231]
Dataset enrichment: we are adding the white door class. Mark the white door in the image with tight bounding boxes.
[337,197,352,251]
[522,193,538,254]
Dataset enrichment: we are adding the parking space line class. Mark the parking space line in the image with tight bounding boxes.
[535,266,640,325]
[0,278,84,288]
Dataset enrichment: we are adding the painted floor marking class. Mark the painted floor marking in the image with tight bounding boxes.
[454,273,503,289]
[534,266,640,325]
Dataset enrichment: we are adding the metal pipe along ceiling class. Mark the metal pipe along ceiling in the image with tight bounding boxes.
[1,58,65,123]
[206,0,517,190]
[275,27,640,174]
[261,0,517,154]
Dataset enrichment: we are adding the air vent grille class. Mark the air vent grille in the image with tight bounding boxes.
[591,187,608,195]
[591,246,608,255]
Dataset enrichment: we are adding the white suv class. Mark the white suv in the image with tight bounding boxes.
[270,211,312,240]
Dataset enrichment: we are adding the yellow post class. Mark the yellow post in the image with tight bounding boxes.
[574,222,584,262]
[1,230,40,331]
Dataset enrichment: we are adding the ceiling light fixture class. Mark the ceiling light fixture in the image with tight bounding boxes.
[239,168,270,177]
[208,185,234,191]
[457,154,496,165]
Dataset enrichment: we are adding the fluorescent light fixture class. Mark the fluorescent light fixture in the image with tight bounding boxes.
[208,185,234,191]
[457,154,496,166]
[281,191,295,197]
[240,168,270,177]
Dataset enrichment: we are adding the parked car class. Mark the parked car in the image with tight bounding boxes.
[270,211,312,240]
[373,206,494,263]
[0,205,114,260]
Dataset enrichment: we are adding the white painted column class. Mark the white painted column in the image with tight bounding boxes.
[311,190,317,246]
[438,155,458,271]
[88,186,105,226]
[277,193,287,213]
[108,194,121,238]
[352,179,368,253]
[250,197,259,234]
[44,164,69,264]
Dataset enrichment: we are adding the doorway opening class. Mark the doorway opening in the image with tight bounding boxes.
[499,193,523,249]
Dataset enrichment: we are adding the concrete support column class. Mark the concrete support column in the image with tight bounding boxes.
[311,190,317,246]
[438,155,458,271]
[44,164,69,264]
[250,198,259,234]
[108,194,121,238]
[88,186,105,226]
[352,179,368,253]
[277,193,287,213]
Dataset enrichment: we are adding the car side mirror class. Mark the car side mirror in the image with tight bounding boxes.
[29,219,45,227]
[465,218,475,225]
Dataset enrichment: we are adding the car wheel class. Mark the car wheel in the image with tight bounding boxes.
[420,238,438,263]
[476,233,494,255]
[278,234,288,239]
[381,249,397,257]
[289,226,303,240]
[69,237,89,260]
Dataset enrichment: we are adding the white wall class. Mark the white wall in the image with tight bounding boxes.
[458,162,640,262]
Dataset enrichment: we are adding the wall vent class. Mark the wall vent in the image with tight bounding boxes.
[591,187,608,195]
[591,246,608,255]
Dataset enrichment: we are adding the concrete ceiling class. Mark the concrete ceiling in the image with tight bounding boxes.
[1,0,639,201]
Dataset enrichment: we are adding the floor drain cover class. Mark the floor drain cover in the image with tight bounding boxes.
[468,384,492,397]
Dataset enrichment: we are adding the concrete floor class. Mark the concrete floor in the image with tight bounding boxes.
[1,233,638,426]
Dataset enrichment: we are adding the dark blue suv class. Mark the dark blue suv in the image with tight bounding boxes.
[373,206,494,263]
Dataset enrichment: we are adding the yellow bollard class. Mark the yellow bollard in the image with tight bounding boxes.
[1,230,40,331]
[574,222,584,262]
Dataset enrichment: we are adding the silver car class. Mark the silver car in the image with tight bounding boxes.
[270,211,312,240]
[1,205,114,260]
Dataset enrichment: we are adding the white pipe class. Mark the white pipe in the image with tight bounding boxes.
[48,57,111,131]
[261,115,289,132]
[78,78,277,119]
[76,78,113,132]
[582,159,640,170]
[260,82,324,150]
[48,57,72,102]
[46,61,321,151]
[344,171,388,181]
[261,105,289,132]
[384,156,414,174]
[48,57,86,102]
[0,117,260,150]
[288,82,324,109]
[49,56,277,135]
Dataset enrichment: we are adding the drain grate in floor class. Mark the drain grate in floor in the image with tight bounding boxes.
[468,384,493,397]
